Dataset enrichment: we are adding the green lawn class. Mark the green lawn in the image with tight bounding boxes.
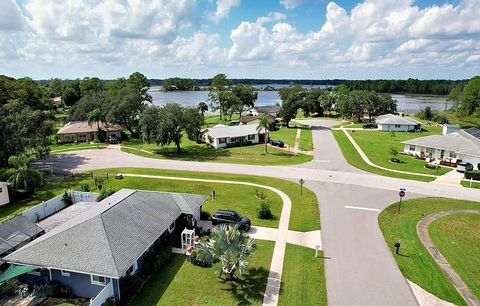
[122,136,312,166]
[379,198,480,305]
[270,128,297,147]
[204,114,240,128]
[50,143,107,153]
[332,130,435,182]
[429,214,480,300]
[278,244,327,306]
[462,180,480,189]
[299,128,313,151]
[348,129,450,176]
[3,168,320,232]
[131,240,275,306]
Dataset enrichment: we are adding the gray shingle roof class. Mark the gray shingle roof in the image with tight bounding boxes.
[207,124,265,138]
[253,105,281,114]
[402,131,480,157]
[5,190,207,278]
[376,114,421,126]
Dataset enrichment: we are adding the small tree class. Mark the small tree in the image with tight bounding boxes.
[62,191,74,206]
[196,225,256,281]
[88,108,106,141]
[257,116,270,154]
[197,102,208,116]
[389,146,399,162]
[6,155,43,194]
[257,201,273,219]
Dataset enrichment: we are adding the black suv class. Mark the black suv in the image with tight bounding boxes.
[108,134,119,144]
[270,140,285,148]
[211,210,251,231]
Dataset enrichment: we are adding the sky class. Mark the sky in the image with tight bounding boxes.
[0,0,479,80]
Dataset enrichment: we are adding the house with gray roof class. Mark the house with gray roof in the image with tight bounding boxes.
[57,121,122,143]
[402,127,480,169]
[203,124,266,149]
[3,189,207,303]
[375,113,422,132]
[246,105,281,118]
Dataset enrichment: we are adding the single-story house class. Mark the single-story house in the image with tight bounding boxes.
[245,105,281,118]
[0,182,9,206]
[375,114,422,132]
[57,121,122,143]
[239,114,277,130]
[3,189,207,303]
[402,127,480,169]
[203,124,266,149]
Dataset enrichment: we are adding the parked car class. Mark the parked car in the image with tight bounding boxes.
[456,162,474,173]
[108,134,119,144]
[270,140,285,148]
[211,210,251,231]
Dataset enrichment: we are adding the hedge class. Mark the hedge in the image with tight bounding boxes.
[465,170,480,181]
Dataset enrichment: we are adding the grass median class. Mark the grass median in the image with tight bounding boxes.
[379,198,480,305]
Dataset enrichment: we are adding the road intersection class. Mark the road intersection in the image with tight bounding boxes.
[39,119,479,306]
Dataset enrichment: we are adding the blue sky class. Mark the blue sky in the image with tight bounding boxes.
[0,0,478,80]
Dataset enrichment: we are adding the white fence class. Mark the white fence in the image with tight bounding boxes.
[22,191,98,223]
[90,281,114,306]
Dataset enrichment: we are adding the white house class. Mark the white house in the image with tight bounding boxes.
[375,114,422,132]
[203,124,266,149]
[245,105,281,118]
[402,127,480,169]
[0,182,10,206]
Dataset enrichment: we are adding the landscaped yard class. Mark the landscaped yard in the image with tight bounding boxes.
[122,136,312,166]
[269,127,297,147]
[462,180,480,189]
[50,143,107,154]
[278,244,327,306]
[131,240,275,306]
[332,130,436,182]
[347,128,451,176]
[379,198,480,305]
[429,213,480,300]
[299,128,313,151]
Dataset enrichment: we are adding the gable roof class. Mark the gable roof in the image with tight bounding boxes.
[252,105,281,114]
[206,124,265,138]
[402,130,480,157]
[376,114,421,126]
[5,190,207,278]
[57,121,122,135]
[240,114,275,124]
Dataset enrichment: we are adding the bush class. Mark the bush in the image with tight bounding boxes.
[257,201,273,219]
[200,211,211,220]
[80,183,91,192]
[465,170,480,181]
[97,187,117,201]
[0,281,17,297]
[101,297,116,306]
[190,250,212,268]
[62,191,73,206]
[254,190,267,200]
[362,123,377,129]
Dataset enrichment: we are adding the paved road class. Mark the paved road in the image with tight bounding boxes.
[298,119,362,172]
[306,181,422,306]
[38,121,480,306]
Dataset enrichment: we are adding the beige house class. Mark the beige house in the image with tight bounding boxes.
[57,121,122,143]
[0,182,10,206]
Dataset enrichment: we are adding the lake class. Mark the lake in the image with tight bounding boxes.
[149,86,453,114]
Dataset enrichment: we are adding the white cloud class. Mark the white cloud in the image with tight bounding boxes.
[280,0,310,9]
[209,0,241,23]
[0,0,28,31]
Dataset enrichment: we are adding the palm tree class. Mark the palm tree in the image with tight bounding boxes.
[197,102,208,116]
[196,225,256,281]
[257,115,270,154]
[6,155,43,193]
[87,108,106,141]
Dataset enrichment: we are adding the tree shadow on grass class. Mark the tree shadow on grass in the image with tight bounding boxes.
[222,267,272,305]
[151,145,232,162]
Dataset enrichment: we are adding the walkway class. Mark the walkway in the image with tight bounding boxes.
[417,210,480,306]
[433,169,463,186]
[120,173,292,306]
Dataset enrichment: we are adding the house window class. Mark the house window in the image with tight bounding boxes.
[426,148,435,154]
[395,124,401,128]
[0,187,2,193]
[449,151,456,158]
[61,270,70,277]
[91,275,106,286]
[248,134,255,140]
[126,262,138,276]
[169,221,175,232]
[409,145,415,151]
[218,138,226,144]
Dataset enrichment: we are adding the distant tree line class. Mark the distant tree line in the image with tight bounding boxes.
[162,77,198,91]
[448,77,480,116]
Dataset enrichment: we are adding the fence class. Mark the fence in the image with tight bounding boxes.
[22,191,99,223]
[90,281,114,306]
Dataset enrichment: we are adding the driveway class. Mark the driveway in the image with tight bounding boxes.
[306,181,421,306]
[297,119,362,172]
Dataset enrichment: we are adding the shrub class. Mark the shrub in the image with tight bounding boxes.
[62,191,73,206]
[200,211,211,220]
[101,297,116,306]
[257,201,273,219]
[97,187,117,201]
[80,183,91,192]
[0,281,17,296]
[465,170,480,181]
[362,123,377,129]
[190,250,213,268]
[254,190,267,200]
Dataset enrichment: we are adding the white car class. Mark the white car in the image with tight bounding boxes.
[456,162,474,173]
